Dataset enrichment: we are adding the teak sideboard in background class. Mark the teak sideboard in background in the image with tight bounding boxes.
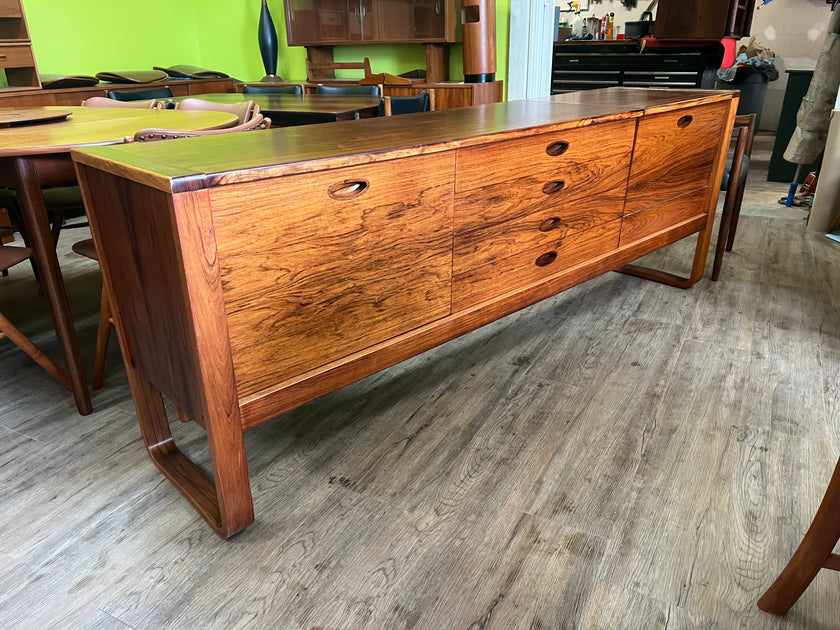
[72,87,738,537]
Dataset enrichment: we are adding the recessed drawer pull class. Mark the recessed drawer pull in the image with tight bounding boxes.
[0,55,7,62]
[535,251,558,267]
[541,180,565,195]
[677,115,693,128]
[545,141,569,157]
[539,217,562,232]
[327,179,369,200]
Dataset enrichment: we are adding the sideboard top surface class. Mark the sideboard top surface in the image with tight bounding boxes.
[72,87,735,191]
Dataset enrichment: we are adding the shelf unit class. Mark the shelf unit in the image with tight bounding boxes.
[0,0,40,91]
[655,0,756,40]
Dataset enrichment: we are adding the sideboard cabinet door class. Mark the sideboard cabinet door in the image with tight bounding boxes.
[621,101,729,245]
[208,152,456,398]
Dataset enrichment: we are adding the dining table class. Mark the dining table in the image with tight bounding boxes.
[174,93,383,126]
[0,106,238,415]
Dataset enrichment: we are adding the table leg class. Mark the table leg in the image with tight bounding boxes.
[11,157,92,415]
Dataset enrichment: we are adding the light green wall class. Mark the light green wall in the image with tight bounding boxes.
[22,0,508,93]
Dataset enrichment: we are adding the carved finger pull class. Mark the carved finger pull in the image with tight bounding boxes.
[541,180,565,195]
[677,115,693,128]
[538,217,562,232]
[327,179,369,200]
[545,141,570,157]
[535,251,558,267]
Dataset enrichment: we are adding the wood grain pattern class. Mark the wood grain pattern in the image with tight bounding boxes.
[75,165,204,420]
[455,118,635,194]
[453,130,633,272]
[620,187,709,246]
[625,101,729,215]
[210,153,455,398]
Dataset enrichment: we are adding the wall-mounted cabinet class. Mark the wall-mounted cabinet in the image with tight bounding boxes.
[655,0,756,40]
[0,0,40,90]
[284,0,457,45]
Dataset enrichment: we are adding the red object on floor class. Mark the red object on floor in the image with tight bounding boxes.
[721,37,737,67]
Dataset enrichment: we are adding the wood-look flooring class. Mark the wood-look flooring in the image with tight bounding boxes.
[1,134,838,629]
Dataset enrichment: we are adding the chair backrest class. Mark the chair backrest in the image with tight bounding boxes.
[82,96,162,109]
[381,89,435,116]
[315,84,381,97]
[720,113,757,192]
[242,84,303,95]
[106,87,174,101]
[128,113,271,143]
[175,97,257,125]
[306,57,371,82]
[734,113,757,158]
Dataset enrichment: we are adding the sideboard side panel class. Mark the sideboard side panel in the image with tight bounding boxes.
[74,165,205,419]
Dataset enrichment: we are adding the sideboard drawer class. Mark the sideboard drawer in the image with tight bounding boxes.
[455,119,636,194]
[453,218,621,311]
[209,153,456,397]
[453,164,629,273]
[625,101,728,215]
[620,187,709,245]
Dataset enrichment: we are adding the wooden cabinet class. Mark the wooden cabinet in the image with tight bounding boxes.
[385,79,502,109]
[0,77,236,107]
[0,0,40,91]
[655,0,756,40]
[73,87,737,537]
[285,0,456,45]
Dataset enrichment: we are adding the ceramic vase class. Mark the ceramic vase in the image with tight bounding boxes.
[258,0,279,79]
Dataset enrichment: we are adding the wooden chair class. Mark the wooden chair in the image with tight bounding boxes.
[381,89,436,116]
[306,56,371,82]
[242,84,303,95]
[712,113,757,281]
[174,98,258,125]
[106,86,174,101]
[128,113,270,142]
[0,244,71,390]
[315,83,382,97]
[758,456,840,615]
[82,96,162,109]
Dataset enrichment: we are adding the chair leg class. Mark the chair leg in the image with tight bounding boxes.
[0,312,71,390]
[91,283,112,390]
[726,179,748,252]
[49,207,65,247]
[712,188,737,282]
[758,456,840,615]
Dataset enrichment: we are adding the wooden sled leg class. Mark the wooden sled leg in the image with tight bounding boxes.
[758,456,840,615]
[619,224,712,289]
[125,363,254,539]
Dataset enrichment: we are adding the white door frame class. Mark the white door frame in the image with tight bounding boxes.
[508,0,555,100]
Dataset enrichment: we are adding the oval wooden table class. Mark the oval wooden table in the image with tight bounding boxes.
[0,106,238,415]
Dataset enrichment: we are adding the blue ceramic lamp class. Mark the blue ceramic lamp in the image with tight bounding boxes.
[258,0,282,81]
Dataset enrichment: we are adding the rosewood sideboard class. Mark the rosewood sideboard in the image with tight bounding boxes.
[72,87,738,537]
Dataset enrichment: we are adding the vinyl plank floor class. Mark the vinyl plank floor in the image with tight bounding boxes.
[2,134,839,628]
